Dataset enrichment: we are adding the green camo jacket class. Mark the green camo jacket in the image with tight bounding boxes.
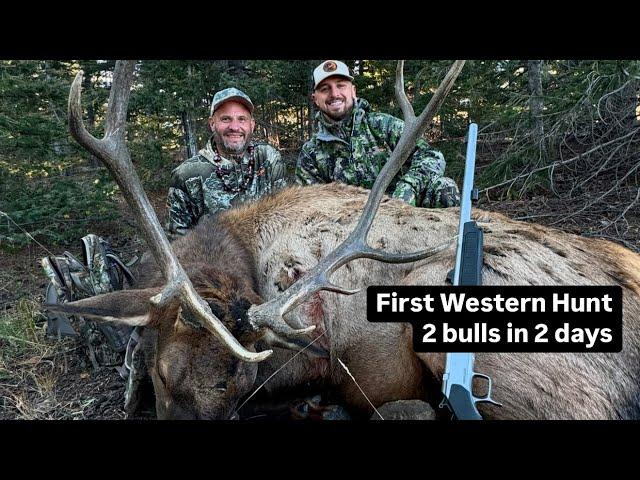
[296,98,459,207]
[167,138,286,236]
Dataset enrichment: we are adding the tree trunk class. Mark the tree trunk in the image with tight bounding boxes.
[227,60,246,77]
[298,106,304,146]
[80,72,101,167]
[619,63,639,128]
[528,60,546,157]
[181,110,198,158]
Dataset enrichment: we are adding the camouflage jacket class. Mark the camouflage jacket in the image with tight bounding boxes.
[296,98,458,207]
[167,138,286,235]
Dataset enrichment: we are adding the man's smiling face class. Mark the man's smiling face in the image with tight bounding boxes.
[312,76,357,121]
[209,101,255,156]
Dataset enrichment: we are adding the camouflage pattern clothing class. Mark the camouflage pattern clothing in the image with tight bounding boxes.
[296,98,460,208]
[167,138,286,235]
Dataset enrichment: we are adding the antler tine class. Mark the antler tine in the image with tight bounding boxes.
[68,61,271,363]
[248,60,466,336]
[395,60,415,122]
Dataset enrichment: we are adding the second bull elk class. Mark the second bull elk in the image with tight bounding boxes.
[47,60,640,420]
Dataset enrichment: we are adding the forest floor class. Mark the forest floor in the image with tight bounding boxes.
[1,187,638,420]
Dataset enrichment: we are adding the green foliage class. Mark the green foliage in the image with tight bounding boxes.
[127,112,177,191]
[0,61,119,251]
[0,170,117,252]
[0,298,46,371]
[1,59,638,254]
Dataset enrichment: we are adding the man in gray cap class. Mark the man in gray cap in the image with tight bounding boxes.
[167,87,286,236]
[296,60,460,209]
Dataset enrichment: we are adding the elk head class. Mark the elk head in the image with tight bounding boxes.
[47,60,465,419]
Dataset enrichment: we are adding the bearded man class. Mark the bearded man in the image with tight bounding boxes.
[167,87,286,236]
[296,60,460,209]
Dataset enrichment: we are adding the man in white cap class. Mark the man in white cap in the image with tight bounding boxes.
[296,60,460,208]
[167,87,286,236]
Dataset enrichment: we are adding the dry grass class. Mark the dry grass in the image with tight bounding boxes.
[1,298,57,418]
[0,298,125,420]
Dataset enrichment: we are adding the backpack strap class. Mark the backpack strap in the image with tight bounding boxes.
[105,252,136,288]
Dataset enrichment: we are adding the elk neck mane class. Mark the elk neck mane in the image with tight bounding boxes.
[218,183,373,253]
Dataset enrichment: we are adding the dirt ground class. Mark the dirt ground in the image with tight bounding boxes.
[1,189,638,420]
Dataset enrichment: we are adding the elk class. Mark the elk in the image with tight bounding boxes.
[47,60,640,420]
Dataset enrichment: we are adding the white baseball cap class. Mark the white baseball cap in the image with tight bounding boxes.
[313,60,354,90]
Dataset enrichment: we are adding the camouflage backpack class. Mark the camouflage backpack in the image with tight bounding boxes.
[41,234,136,369]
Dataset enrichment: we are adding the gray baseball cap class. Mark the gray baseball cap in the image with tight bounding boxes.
[210,87,254,115]
[313,60,354,89]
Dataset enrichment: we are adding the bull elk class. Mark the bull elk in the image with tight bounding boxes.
[47,60,640,420]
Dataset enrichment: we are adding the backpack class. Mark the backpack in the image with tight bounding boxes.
[41,234,137,369]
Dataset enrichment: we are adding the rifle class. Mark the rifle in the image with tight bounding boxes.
[439,123,501,420]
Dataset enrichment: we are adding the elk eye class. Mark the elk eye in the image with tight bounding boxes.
[214,381,227,391]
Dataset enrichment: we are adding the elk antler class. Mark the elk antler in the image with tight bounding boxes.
[248,60,466,341]
[68,61,271,362]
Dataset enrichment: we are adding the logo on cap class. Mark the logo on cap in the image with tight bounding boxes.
[323,61,338,72]
[313,60,354,90]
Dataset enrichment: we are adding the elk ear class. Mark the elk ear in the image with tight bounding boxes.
[44,287,161,327]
